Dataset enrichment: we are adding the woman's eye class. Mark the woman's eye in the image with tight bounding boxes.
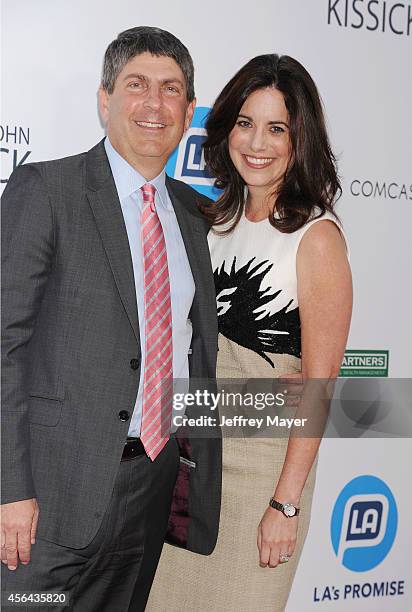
[271,125,285,134]
[237,120,251,128]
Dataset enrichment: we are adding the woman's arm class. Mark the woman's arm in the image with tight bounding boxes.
[258,219,352,568]
[274,219,352,500]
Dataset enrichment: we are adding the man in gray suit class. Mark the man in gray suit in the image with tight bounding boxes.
[1,26,221,611]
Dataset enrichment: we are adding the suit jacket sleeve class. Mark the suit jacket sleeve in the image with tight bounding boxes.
[1,164,55,504]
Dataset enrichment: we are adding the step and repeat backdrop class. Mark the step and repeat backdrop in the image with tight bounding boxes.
[2,1,411,610]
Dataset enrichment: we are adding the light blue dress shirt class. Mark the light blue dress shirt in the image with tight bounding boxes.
[104,137,195,437]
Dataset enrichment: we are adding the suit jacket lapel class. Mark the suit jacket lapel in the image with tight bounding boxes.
[165,176,216,317]
[85,141,139,343]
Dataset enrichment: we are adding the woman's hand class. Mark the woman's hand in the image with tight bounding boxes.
[257,506,298,568]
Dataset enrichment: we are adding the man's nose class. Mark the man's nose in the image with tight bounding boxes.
[143,85,162,110]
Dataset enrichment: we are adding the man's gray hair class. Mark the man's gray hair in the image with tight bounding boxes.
[101,26,195,101]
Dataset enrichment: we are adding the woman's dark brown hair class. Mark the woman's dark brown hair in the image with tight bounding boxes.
[202,54,341,233]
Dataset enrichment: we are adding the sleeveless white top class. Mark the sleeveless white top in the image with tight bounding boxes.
[208,208,347,365]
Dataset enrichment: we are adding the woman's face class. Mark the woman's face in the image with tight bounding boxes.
[228,87,291,197]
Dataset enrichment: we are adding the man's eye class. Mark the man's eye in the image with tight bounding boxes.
[129,82,142,88]
[165,86,179,93]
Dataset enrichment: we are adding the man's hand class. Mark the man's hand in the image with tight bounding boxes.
[1,498,39,570]
[276,372,304,408]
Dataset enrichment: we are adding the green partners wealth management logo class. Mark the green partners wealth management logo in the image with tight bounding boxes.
[339,350,389,377]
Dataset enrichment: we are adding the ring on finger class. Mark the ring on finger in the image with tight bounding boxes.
[279,553,291,563]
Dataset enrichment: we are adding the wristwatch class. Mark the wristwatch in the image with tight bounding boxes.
[269,497,300,517]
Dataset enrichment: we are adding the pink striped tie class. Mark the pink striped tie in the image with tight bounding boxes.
[140,183,173,461]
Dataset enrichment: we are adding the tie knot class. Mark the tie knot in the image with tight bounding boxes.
[141,183,156,204]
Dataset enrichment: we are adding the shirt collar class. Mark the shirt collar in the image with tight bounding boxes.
[104,137,171,209]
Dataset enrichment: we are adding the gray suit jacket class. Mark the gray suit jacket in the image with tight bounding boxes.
[1,140,221,553]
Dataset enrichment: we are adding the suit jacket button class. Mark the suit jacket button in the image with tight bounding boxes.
[130,358,140,370]
[118,410,130,422]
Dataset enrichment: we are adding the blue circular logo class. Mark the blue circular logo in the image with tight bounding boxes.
[331,475,397,572]
[166,106,222,201]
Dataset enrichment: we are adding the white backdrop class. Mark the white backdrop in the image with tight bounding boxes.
[1,1,411,609]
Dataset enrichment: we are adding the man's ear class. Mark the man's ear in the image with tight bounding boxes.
[98,86,110,125]
[184,97,196,132]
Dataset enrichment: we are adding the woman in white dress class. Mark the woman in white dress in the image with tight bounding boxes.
[147,54,352,612]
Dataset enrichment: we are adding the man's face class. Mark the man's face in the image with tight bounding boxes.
[99,52,195,176]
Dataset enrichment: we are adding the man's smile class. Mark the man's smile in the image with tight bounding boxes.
[134,120,166,129]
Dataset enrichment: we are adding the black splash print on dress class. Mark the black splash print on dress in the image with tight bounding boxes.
[214,257,301,367]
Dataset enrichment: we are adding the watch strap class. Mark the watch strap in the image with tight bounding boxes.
[269,497,300,516]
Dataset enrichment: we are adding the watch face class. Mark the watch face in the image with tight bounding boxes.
[283,503,296,517]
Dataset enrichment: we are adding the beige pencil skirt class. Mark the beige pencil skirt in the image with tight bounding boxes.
[146,336,317,612]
